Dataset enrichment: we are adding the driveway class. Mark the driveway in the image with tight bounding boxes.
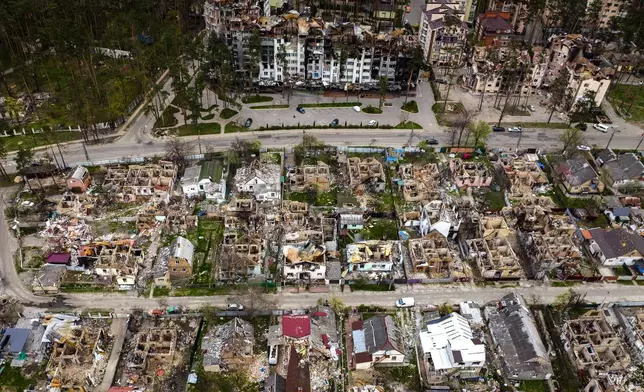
[96,316,129,392]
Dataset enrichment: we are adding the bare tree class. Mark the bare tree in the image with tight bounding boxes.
[165,136,189,169]
[233,286,278,316]
[227,137,261,164]
[558,127,585,153]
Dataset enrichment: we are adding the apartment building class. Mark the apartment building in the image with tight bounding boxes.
[418,3,469,66]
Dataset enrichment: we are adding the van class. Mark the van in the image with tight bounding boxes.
[268,345,278,365]
[395,297,415,308]
[593,123,609,133]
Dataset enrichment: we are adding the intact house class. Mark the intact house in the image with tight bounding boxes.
[202,318,255,372]
[351,315,405,370]
[180,159,227,203]
[554,155,604,195]
[595,150,644,189]
[485,293,552,380]
[66,166,91,193]
[419,312,486,375]
[153,236,195,286]
[234,160,281,201]
[584,228,644,266]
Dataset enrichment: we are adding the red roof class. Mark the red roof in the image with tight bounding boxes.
[355,352,372,364]
[351,320,363,331]
[312,311,327,317]
[581,229,593,240]
[282,315,311,338]
[322,334,329,348]
[47,253,71,264]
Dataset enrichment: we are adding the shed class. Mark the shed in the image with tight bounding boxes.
[47,253,71,265]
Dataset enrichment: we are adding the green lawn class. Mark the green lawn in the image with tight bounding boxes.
[155,106,179,128]
[242,95,273,104]
[362,105,383,114]
[401,100,419,113]
[220,108,239,120]
[176,123,221,136]
[609,84,644,122]
[518,380,548,392]
[299,102,362,108]
[250,104,289,109]
[395,121,422,129]
[224,121,247,133]
[2,131,85,152]
[361,218,399,240]
[0,366,35,392]
[484,190,506,211]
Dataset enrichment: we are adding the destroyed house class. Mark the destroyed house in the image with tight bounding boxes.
[351,315,405,369]
[562,310,630,374]
[449,159,492,189]
[103,161,177,202]
[202,318,255,372]
[468,217,523,280]
[282,241,326,283]
[408,233,468,280]
[287,161,333,192]
[57,192,97,217]
[234,160,281,201]
[397,163,440,203]
[346,241,399,278]
[125,328,177,384]
[500,158,548,199]
[219,233,264,280]
[286,345,311,392]
[347,157,386,193]
[83,240,144,290]
[485,293,552,380]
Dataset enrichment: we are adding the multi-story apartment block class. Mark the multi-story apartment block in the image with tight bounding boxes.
[419,2,469,66]
[595,0,627,29]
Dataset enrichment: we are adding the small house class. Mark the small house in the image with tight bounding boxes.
[351,315,405,369]
[66,166,91,193]
[168,236,194,279]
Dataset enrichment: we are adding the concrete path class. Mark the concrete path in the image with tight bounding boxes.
[96,316,129,392]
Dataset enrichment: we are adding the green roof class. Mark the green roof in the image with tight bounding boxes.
[199,160,223,182]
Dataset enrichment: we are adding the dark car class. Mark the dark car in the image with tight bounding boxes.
[330,119,339,127]
[492,125,505,132]
[426,138,439,145]
[296,106,306,114]
[244,118,252,128]
[575,122,587,131]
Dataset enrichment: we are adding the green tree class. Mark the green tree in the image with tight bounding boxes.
[378,76,388,109]
[552,288,587,313]
[14,145,38,191]
[576,89,597,116]
[243,30,262,99]
[3,97,22,126]
[468,120,492,147]
[405,45,430,103]
[0,138,9,181]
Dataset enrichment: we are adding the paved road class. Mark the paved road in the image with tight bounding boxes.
[53,283,634,313]
[96,317,128,392]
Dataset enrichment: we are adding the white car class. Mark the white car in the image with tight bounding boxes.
[395,297,415,308]
[508,126,523,133]
[528,105,536,112]
[577,145,591,151]
[353,106,361,112]
[368,120,377,126]
[227,303,244,311]
[593,123,609,132]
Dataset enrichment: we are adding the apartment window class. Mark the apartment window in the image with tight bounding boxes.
[583,83,589,87]
[390,356,397,361]
[172,268,177,272]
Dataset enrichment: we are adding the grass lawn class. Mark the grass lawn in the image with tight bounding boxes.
[220,108,239,120]
[201,113,215,120]
[395,121,422,129]
[176,123,221,136]
[173,285,231,296]
[224,121,248,133]
[0,366,35,392]
[401,100,419,113]
[2,131,85,152]
[362,105,383,114]
[484,190,506,211]
[300,102,362,108]
[242,95,273,104]
[361,218,399,240]
[250,104,289,109]
[609,84,644,122]
[154,106,179,128]
[518,380,548,392]
[287,189,337,206]
[499,121,571,129]
[617,279,635,285]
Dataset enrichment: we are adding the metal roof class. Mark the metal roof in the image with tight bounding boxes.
[0,328,30,354]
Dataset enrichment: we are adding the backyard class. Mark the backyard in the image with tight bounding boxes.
[609,84,644,123]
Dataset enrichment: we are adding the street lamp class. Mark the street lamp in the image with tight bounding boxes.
[636,133,644,151]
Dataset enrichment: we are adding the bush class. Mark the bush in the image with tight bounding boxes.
[395,121,422,129]
[401,100,419,113]
[242,95,273,104]
[220,108,238,120]
[250,104,290,109]
[362,105,383,114]
[201,113,215,120]
[154,106,179,128]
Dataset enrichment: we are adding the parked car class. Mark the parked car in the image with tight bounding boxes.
[493,125,505,132]
[227,303,244,311]
[396,297,415,308]
[368,120,377,126]
[296,106,306,114]
[507,126,523,133]
[528,105,536,112]
[575,122,587,131]
[244,118,252,128]
[330,118,339,126]
[353,106,361,112]
[593,123,609,132]
[268,345,278,365]
[577,145,591,151]
[426,138,439,145]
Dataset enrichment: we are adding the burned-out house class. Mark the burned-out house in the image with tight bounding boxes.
[287,161,333,193]
[347,157,386,194]
[408,232,469,280]
[449,159,493,189]
[202,318,255,372]
[346,241,403,280]
[219,233,264,280]
[499,157,548,200]
[397,163,441,203]
[103,161,177,203]
[467,217,523,280]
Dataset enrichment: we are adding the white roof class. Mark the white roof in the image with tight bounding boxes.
[70,166,88,180]
[180,165,201,187]
[420,313,485,370]
[172,236,195,266]
[459,301,483,325]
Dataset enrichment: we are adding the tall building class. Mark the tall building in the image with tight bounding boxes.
[418,1,469,66]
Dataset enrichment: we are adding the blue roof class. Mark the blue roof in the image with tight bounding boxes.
[0,328,30,354]
[352,330,366,353]
[613,207,631,217]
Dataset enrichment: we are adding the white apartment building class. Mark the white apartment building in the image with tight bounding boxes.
[419,2,468,66]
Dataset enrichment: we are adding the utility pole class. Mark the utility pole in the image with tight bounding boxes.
[636,133,644,151]
[606,128,616,150]
[516,129,523,152]
[82,140,90,162]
